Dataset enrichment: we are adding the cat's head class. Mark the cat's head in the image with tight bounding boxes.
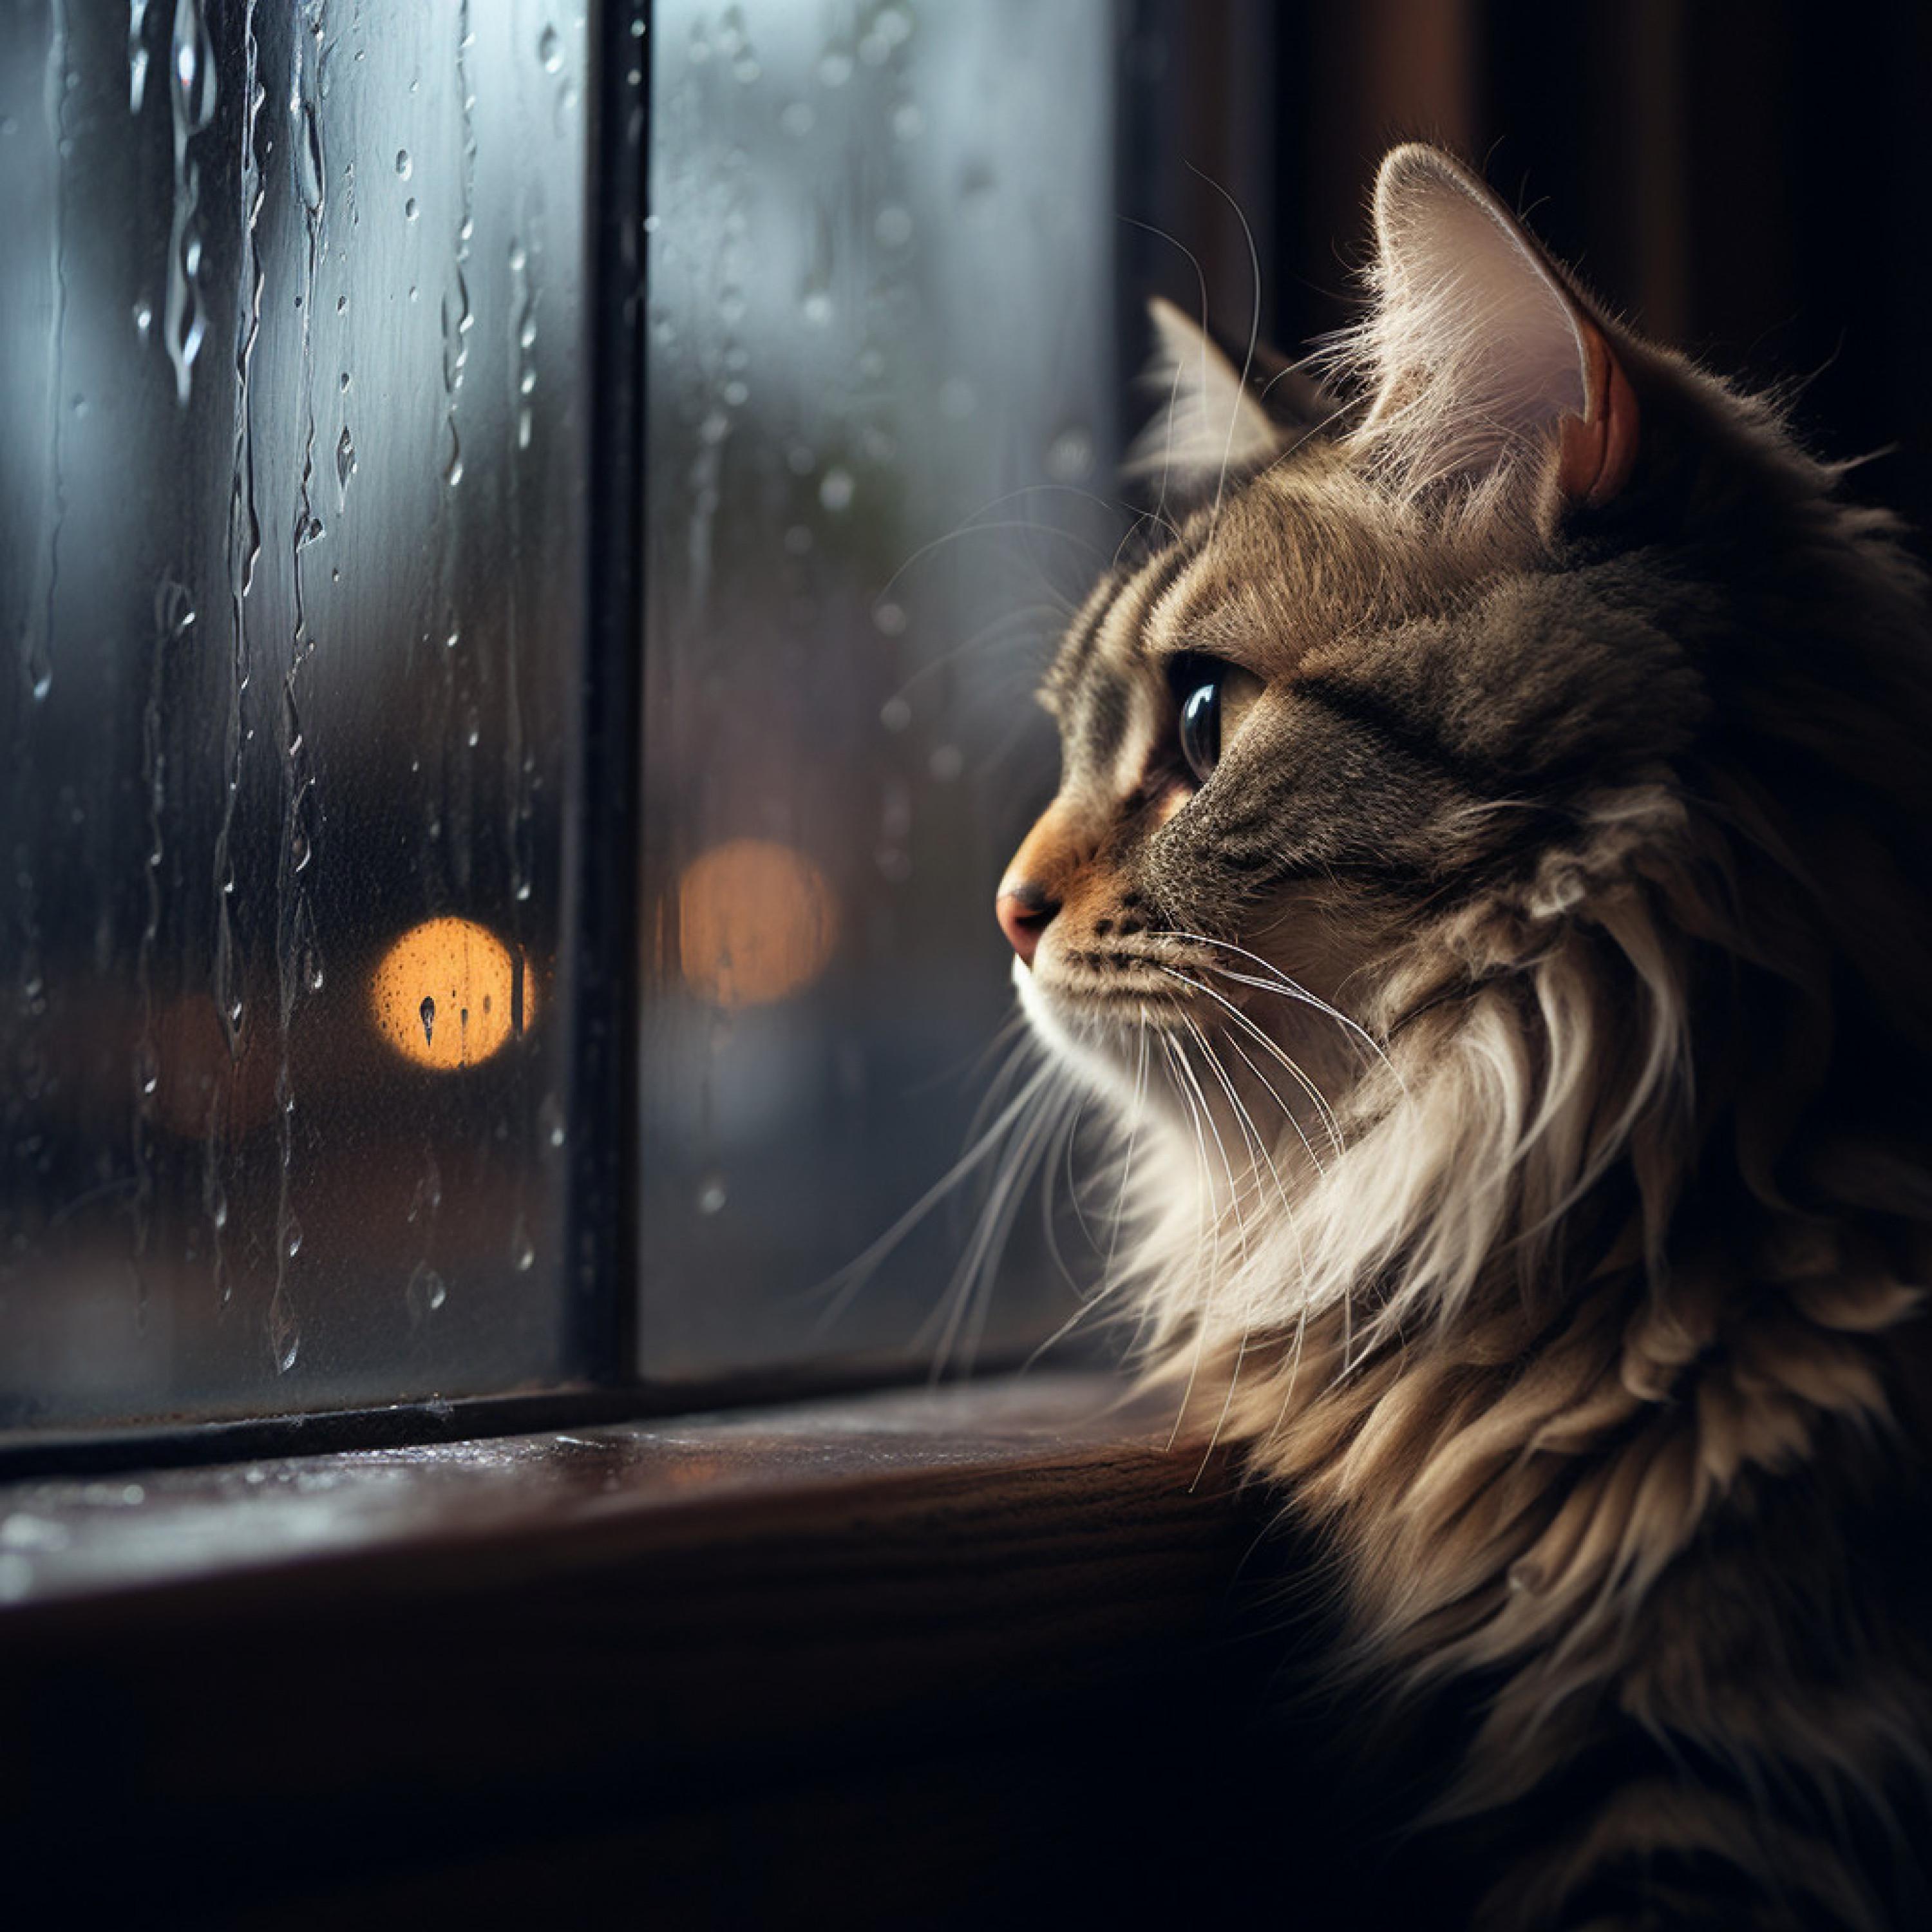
[1002,146,1932,1354]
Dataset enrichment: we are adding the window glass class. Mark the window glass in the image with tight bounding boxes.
[641,1,1122,1380]
[0,3,590,1434]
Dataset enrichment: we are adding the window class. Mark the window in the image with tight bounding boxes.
[1,0,1168,1456]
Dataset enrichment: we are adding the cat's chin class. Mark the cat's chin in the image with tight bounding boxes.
[1013,955,1173,1117]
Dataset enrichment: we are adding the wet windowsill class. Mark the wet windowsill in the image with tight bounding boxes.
[1,1372,1271,1922]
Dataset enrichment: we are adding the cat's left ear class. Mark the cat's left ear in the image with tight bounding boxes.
[1127,297,1338,497]
[1358,144,1638,507]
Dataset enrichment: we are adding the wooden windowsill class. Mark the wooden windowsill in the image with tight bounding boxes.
[1,1372,1283,1924]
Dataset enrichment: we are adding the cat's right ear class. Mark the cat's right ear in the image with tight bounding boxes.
[1126,297,1338,502]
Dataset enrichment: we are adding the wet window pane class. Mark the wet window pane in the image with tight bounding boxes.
[642,2,1121,1380]
[0,4,591,1434]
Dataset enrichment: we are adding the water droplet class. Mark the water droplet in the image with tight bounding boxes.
[406,1261,447,1320]
[511,1217,536,1272]
[26,636,52,702]
[394,147,411,178]
[876,6,913,47]
[538,24,562,71]
[873,601,907,638]
[696,1172,728,1215]
[938,375,976,420]
[929,744,965,783]
[818,50,853,87]
[779,100,814,137]
[819,466,854,513]
[336,292,348,314]
[538,1092,567,1150]
[133,298,154,339]
[284,1217,303,1260]
[892,101,925,142]
[335,425,355,501]
[801,289,833,328]
[880,696,912,732]
[419,995,435,1046]
[404,196,419,221]
[782,524,812,556]
[1046,424,1096,482]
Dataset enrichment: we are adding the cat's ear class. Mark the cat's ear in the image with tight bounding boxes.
[1127,298,1334,497]
[1355,144,1638,507]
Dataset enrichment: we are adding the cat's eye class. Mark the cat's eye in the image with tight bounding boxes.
[1171,656,1264,786]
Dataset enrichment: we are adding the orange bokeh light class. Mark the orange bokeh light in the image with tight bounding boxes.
[370,917,535,1070]
[678,839,838,1009]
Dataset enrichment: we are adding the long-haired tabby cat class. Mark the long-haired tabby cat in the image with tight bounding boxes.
[999,145,1932,1929]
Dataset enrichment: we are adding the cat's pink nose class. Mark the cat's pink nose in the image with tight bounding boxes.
[995,880,1059,966]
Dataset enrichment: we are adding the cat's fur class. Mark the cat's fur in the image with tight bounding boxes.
[1005,146,1932,1927]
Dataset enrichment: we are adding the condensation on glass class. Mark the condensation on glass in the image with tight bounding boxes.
[643,2,1121,1379]
[0,3,590,1434]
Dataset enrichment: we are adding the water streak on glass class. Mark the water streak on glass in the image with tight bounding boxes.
[0,2,591,1435]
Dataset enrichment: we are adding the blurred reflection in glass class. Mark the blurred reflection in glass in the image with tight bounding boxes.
[642,1,1122,1378]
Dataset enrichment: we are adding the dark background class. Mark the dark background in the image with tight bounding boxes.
[1128,0,1932,544]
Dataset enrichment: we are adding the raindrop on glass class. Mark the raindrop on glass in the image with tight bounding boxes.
[1046,424,1096,482]
[819,467,854,513]
[420,995,435,1046]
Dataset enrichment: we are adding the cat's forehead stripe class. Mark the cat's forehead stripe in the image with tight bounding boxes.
[1086,540,1198,677]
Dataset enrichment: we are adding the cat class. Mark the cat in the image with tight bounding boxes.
[999,144,1932,1929]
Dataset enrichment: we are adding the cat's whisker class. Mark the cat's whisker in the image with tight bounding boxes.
[1172,1016,1253,1265]
[1150,925,1402,1084]
[925,1071,1072,1378]
[1182,163,1265,528]
[882,601,1075,709]
[811,1054,1054,1331]
[1158,1031,1223,1452]
[1174,1012,1309,1481]
[1117,211,1234,540]
[1220,1023,1328,1186]
[1021,1032,1153,1372]
[871,516,1103,620]
[1155,965,1347,1159]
